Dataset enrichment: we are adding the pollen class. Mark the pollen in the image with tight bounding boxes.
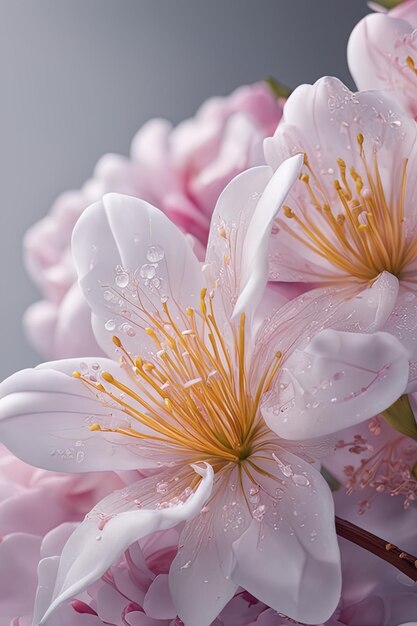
[276,135,417,284]
[75,288,282,469]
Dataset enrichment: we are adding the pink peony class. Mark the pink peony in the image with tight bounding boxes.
[23,82,283,360]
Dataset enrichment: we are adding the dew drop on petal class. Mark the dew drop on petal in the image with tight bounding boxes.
[115,273,129,288]
[147,245,165,263]
[292,474,310,487]
[105,319,116,331]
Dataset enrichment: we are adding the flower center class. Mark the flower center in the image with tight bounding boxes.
[74,288,282,470]
[277,134,417,284]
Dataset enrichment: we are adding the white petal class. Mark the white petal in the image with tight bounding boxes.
[72,193,202,359]
[263,329,409,440]
[169,468,248,626]
[232,154,303,322]
[0,358,159,472]
[231,450,341,624]
[251,273,399,391]
[37,464,213,625]
[206,165,273,321]
[382,287,417,392]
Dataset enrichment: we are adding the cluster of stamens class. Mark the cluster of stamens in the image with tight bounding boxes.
[277,134,417,283]
[73,288,282,474]
[337,419,417,512]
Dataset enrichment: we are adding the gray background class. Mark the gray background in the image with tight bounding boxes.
[0,0,369,379]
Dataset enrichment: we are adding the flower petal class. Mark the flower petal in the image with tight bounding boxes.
[232,154,303,322]
[231,450,341,624]
[348,12,417,116]
[263,329,409,440]
[72,193,202,359]
[0,358,160,472]
[206,156,302,324]
[382,287,417,392]
[251,272,399,390]
[206,165,272,321]
[36,464,213,625]
[169,468,249,626]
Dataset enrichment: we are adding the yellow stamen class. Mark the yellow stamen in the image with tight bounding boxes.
[277,138,415,283]
[77,294,281,468]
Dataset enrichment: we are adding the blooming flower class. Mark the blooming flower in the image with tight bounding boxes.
[348,0,417,118]
[23,82,283,360]
[0,157,409,625]
[261,77,417,442]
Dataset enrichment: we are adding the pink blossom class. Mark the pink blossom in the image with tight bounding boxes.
[263,77,417,429]
[1,161,408,624]
[23,82,283,360]
[348,0,417,118]
[0,445,121,624]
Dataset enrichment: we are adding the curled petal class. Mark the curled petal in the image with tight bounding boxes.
[232,154,303,322]
[36,464,213,625]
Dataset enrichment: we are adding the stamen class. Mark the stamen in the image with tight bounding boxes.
[78,294,283,467]
[276,139,415,283]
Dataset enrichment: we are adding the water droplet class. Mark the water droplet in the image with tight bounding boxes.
[105,319,116,331]
[103,290,113,301]
[147,245,165,263]
[156,481,169,494]
[140,263,156,279]
[253,504,266,522]
[292,474,310,487]
[115,273,129,288]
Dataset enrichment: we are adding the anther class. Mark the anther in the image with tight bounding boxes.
[72,371,81,379]
[112,336,122,348]
[357,133,364,147]
[89,423,102,432]
[101,372,114,383]
[407,55,417,75]
[282,205,294,218]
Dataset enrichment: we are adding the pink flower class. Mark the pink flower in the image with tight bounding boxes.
[263,77,417,427]
[1,161,408,624]
[0,445,121,624]
[348,1,417,118]
[23,82,283,361]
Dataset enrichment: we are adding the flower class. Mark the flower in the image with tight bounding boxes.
[23,82,283,361]
[0,159,409,625]
[0,445,121,625]
[263,76,417,424]
[348,0,417,119]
